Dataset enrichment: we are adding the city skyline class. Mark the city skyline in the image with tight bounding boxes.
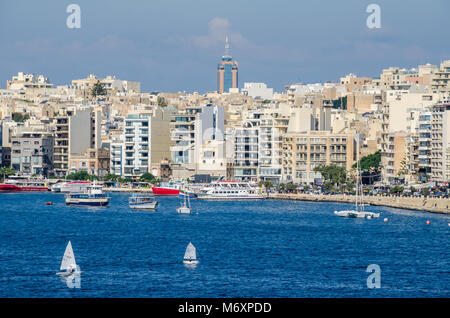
[1,0,449,93]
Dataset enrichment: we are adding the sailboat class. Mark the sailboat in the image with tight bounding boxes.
[56,241,82,277]
[183,242,199,265]
[176,193,191,214]
[334,134,380,219]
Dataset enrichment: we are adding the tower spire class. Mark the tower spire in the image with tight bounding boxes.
[225,36,230,57]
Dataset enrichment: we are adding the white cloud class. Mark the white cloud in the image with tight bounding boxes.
[192,17,249,49]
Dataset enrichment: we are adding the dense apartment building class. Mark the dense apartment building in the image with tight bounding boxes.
[171,104,225,179]
[430,101,450,181]
[54,108,102,177]
[10,129,54,176]
[110,107,174,178]
[6,72,53,90]
[282,131,355,185]
[431,60,450,93]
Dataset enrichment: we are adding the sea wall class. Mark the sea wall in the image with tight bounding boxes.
[268,193,450,215]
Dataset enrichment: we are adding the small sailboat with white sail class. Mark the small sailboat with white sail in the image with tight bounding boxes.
[56,241,82,277]
[334,134,380,219]
[183,242,199,265]
[176,193,191,214]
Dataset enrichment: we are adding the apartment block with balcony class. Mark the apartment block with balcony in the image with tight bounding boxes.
[430,102,450,181]
[282,131,355,185]
[431,60,450,93]
[111,108,174,178]
[54,108,102,177]
[170,104,225,179]
[11,129,54,176]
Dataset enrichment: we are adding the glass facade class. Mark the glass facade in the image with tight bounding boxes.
[223,63,233,93]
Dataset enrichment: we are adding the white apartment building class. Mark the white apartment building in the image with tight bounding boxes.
[6,72,53,90]
[241,83,274,100]
[170,104,226,179]
[110,108,174,178]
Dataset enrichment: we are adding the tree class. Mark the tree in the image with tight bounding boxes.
[313,165,347,190]
[12,112,30,123]
[157,96,167,107]
[66,170,92,180]
[390,186,404,195]
[353,151,381,172]
[140,172,156,183]
[103,173,121,182]
[258,181,273,189]
[0,167,16,181]
[91,80,107,98]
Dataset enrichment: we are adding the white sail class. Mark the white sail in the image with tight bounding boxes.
[184,242,196,260]
[60,241,77,271]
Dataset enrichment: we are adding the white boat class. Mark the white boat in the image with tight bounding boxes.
[129,194,158,210]
[183,242,199,265]
[176,194,191,214]
[334,210,380,218]
[51,180,92,193]
[334,135,380,219]
[196,181,264,200]
[56,241,82,276]
[65,181,110,207]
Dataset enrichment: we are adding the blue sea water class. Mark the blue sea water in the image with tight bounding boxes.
[0,192,449,298]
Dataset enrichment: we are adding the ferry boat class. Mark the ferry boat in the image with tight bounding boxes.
[152,182,184,196]
[129,194,158,210]
[196,181,264,200]
[51,180,92,193]
[0,176,50,192]
[65,182,110,207]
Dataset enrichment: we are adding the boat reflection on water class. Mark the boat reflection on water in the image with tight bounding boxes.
[60,273,81,289]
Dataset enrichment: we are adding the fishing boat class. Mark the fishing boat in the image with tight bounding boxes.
[51,180,92,193]
[65,181,110,207]
[176,193,191,214]
[129,194,158,210]
[0,175,50,192]
[334,135,380,219]
[56,241,82,276]
[183,242,199,265]
[196,181,263,200]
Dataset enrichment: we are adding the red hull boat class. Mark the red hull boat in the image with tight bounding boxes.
[151,186,180,196]
[0,176,50,192]
[0,184,50,191]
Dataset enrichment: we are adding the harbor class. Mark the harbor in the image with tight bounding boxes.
[0,192,448,297]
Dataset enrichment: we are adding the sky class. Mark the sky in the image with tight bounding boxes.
[0,0,449,93]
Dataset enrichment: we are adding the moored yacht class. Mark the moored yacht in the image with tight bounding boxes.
[334,134,380,219]
[196,181,263,200]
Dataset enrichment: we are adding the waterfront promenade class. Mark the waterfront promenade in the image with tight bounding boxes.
[268,193,450,215]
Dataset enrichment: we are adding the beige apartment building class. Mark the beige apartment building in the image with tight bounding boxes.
[431,60,450,93]
[54,108,102,176]
[282,131,355,185]
[68,148,110,177]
